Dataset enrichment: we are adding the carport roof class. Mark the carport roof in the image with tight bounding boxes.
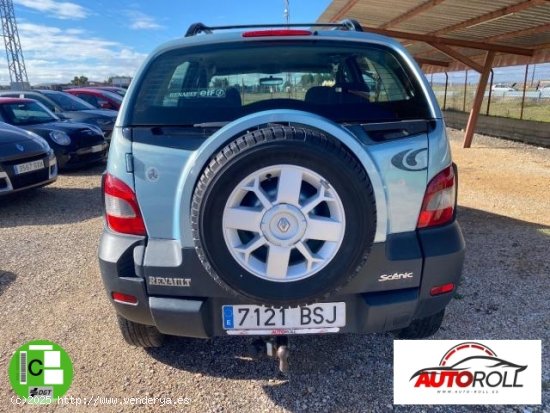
[318,0,550,73]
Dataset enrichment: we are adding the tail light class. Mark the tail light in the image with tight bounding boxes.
[417,165,456,229]
[103,173,146,235]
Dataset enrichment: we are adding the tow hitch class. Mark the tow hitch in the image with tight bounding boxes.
[250,336,290,373]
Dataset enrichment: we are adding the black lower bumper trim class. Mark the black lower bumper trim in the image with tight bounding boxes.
[99,219,465,338]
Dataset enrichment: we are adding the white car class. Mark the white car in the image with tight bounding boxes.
[492,84,516,92]
[540,86,550,97]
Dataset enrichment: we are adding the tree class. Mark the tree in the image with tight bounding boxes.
[71,76,88,86]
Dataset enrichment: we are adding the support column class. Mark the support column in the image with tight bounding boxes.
[443,72,448,110]
[520,64,529,120]
[486,70,494,116]
[463,51,495,148]
[462,70,468,112]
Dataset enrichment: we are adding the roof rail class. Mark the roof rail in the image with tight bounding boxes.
[184,19,364,37]
[338,19,364,32]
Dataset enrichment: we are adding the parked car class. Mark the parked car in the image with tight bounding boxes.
[0,90,117,139]
[0,122,57,195]
[65,88,123,111]
[91,86,127,97]
[539,86,550,96]
[99,20,465,371]
[0,98,108,169]
[491,83,516,92]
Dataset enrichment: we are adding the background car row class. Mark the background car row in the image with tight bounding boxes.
[0,87,121,196]
[0,122,57,196]
[0,89,117,139]
[65,87,123,111]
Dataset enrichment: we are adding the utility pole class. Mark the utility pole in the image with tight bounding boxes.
[284,1,291,96]
[283,0,289,25]
[0,0,29,90]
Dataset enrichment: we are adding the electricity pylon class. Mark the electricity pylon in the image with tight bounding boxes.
[0,0,29,89]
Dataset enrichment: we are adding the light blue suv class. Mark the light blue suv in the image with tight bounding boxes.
[99,21,465,365]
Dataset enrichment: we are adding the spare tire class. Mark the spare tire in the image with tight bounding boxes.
[191,126,376,304]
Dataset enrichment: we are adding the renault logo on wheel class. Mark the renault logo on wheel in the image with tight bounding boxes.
[277,217,291,233]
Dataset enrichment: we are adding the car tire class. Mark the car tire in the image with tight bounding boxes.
[116,315,165,348]
[191,126,377,304]
[393,310,445,339]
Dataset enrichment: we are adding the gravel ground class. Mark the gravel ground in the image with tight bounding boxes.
[0,129,548,412]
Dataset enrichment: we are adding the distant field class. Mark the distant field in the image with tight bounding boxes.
[240,87,550,122]
[432,85,550,123]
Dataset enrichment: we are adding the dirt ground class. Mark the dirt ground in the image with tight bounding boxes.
[448,129,550,226]
[0,129,548,412]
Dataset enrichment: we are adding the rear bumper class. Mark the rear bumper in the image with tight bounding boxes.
[56,145,107,169]
[0,175,56,196]
[99,221,464,338]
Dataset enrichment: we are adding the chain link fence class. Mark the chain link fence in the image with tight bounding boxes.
[429,63,550,122]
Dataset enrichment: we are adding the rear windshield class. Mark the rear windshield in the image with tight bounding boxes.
[130,40,431,126]
[101,90,124,103]
[43,91,95,111]
[0,101,58,125]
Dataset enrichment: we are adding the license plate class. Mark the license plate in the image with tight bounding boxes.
[91,144,105,153]
[222,302,345,335]
[14,159,45,175]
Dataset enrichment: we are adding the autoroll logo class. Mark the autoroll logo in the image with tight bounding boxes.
[411,342,525,389]
[394,340,541,405]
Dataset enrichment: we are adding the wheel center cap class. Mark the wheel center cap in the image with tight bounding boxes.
[261,204,307,247]
[277,217,291,233]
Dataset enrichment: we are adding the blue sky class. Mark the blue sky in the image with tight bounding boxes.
[4,1,547,86]
[0,0,331,84]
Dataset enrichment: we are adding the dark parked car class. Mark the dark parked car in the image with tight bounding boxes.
[0,90,117,138]
[0,98,108,169]
[65,88,123,111]
[0,122,57,195]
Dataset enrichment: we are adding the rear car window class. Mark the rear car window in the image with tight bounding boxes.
[101,90,124,103]
[76,93,99,106]
[130,40,431,126]
[0,101,57,125]
[43,91,95,111]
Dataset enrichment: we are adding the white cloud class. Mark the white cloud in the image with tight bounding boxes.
[9,23,147,84]
[14,0,88,20]
[128,11,161,30]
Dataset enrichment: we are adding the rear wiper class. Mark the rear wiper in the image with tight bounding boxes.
[193,121,229,128]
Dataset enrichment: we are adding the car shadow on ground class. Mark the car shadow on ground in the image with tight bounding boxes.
[145,205,549,411]
[61,163,105,177]
[147,332,395,380]
[0,185,102,227]
[0,271,16,297]
[147,336,288,380]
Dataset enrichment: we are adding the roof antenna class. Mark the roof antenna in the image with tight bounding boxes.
[283,0,290,25]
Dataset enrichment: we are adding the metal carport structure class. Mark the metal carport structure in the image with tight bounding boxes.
[318,0,550,147]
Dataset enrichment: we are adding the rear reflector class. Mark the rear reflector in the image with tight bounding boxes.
[430,283,455,296]
[103,173,146,236]
[417,165,456,228]
[242,29,312,37]
[112,292,138,305]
